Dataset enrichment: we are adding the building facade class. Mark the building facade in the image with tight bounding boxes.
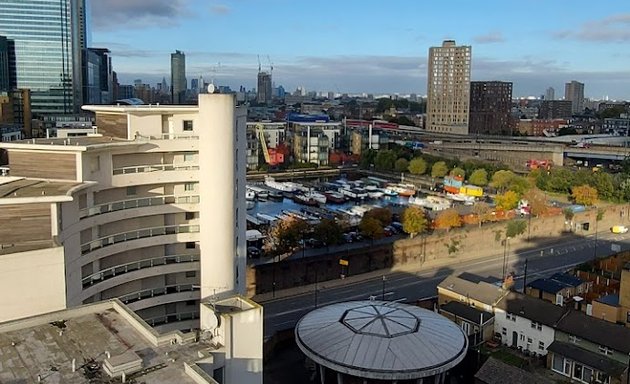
[469,81,513,136]
[545,87,555,101]
[171,50,186,104]
[257,71,272,104]
[0,0,86,115]
[0,94,246,334]
[426,40,471,135]
[565,80,585,115]
[0,35,8,92]
[539,100,573,119]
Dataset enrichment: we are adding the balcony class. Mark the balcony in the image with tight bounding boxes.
[80,194,199,219]
[119,284,199,305]
[112,163,199,175]
[81,224,200,255]
[144,311,200,327]
[82,253,200,288]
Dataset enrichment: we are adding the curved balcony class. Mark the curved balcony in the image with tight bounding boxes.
[119,284,199,305]
[112,163,199,175]
[82,253,200,288]
[81,224,200,255]
[80,195,199,219]
[144,311,200,328]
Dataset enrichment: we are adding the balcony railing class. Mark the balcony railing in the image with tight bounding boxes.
[81,224,200,255]
[119,284,199,305]
[112,163,199,175]
[79,194,200,219]
[159,133,199,140]
[82,253,200,288]
[144,311,200,327]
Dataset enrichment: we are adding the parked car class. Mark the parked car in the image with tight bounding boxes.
[611,225,629,234]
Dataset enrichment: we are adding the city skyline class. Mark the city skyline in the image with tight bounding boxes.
[91,1,630,99]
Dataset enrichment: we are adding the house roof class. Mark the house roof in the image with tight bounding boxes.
[440,301,494,325]
[496,291,569,327]
[549,272,583,287]
[474,357,554,384]
[595,294,619,307]
[555,310,630,354]
[547,341,626,376]
[527,273,584,294]
[437,275,507,306]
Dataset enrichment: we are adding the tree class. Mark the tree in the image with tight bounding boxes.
[524,188,548,217]
[359,149,376,169]
[506,220,527,238]
[450,167,465,178]
[431,161,449,178]
[468,169,488,187]
[374,150,397,171]
[394,158,409,173]
[434,208,462,232]
[563,208,575,221]
[363,207,392,227]
[472,202,491,227]
[265,217,310,255]
[507,175,531,196]
[490,170,516,192]
[313,218,343,247]
[572,184,598,206]
[495,190,519,210]
[408,157,427,175]
[402,206,428,238]
[359,217,384,240]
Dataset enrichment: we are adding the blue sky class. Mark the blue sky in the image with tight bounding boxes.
[91,0,630,99]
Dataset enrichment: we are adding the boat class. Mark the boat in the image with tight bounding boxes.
[305,190,327,204]
[368,190,384,199]
[409,196,451,211]
[340,188,368,200]
[264,176,297,193]
[447,193,476,205]
[388,184,416,197]
[291,193,319,206]
[267,190,283,201]
[246,185,269,200]
[246,201,255,210]
[324,190,347,204]
[380,188,398,197]
[246,190,256,201]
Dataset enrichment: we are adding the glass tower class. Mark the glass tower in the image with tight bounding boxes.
[0,0,86,115]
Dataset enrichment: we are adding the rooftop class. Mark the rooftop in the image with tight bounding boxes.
[527,273,584,294]
[547,341,626,376]
[496,291,569,327]
[295,300,467,381]
[0,178,83,201]
[438,274,507,306]
[0,300,222,384]
[474,357,553,384]
[555,310,630,354]
[440,301,494,325]
[595,293,619,307]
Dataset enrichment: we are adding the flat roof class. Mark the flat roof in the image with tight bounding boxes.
[0,178,83,200]
[295,300,467,381]
[0,300,217,383]
[83,105,199,113]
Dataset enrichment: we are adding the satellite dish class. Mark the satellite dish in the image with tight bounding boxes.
[204,311,219,331]
[207,83,216,94]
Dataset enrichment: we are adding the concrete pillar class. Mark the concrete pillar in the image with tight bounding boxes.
[336,372,343,384]
[319,365,326,384]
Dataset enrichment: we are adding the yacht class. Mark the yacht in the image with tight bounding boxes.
[380,187,399,197]
[324,190,346,204]
[388,184,416,197]
[264,176,297,192]
[246,189,256,201]
[247,185,269,200]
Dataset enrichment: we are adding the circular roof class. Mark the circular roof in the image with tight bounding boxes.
[295,301,468,381]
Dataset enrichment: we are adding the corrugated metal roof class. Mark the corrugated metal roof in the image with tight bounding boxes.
[295,300,468,381]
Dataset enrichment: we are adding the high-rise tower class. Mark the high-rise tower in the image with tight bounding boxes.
[426,40,471,135]
[564,80,584,114]
[171,50,186,104]
[0,0,86,115]
[257,71,272,104]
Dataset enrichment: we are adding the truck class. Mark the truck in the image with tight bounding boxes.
[460,185,483,197]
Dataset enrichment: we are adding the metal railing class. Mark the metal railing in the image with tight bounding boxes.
[82,253,200,288]
[79,194,199,219]
[80,224,200,255]
[159,133,199,140]
[119,284,199,305]
[112,163,199,175]
[144,311,200,327]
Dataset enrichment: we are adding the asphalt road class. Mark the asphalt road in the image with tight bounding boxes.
[262,230,630,339]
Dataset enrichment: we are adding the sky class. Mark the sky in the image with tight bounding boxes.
[90,0,630,100]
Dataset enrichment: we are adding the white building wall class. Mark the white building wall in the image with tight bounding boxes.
[494,308,556,355]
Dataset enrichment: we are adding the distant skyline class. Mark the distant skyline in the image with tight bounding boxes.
[91,0,630,100]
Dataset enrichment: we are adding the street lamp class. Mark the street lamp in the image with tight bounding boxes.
[382,275,387,300]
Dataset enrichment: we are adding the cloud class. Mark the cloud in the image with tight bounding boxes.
[473,32,505,44]
[553,13,630,42]
[209,4,230,15]
[91,0,190,30]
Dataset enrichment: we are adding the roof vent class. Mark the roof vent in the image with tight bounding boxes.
[103,350,143,379]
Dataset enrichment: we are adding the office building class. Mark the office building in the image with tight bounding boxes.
[545,87,555,101]
[257,71,272,104]
[565,80,585,114]
[0,36,8,92]
[539,100,573,119]
[426,40,471,135]
[0,94,248,335]
[0,0,86,115]
[171,50,186,104]
[469,81,513,136]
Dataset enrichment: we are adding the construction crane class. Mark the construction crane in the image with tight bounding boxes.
[256,123,283,166]
[266,55,273,76]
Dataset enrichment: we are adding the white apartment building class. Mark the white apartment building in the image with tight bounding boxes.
[0,93,247,331]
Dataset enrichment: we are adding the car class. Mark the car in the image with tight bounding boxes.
[611,225,629,234]
[247,247,261,258]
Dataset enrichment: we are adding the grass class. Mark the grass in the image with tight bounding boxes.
[479,344,528,368]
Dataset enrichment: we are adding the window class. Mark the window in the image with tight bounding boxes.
[501,327,507,336]
[184,182,196,191]
[531,321,542,330]
[598,346,613,356]
[520,334,525,341]
[183,152,195,162]
[185,271,196,278]
[506,313,516,321]
[569,335,581,344]
[186,242,196,249]
[538,341,545,350]
[552,355,564,374]
[126,186,137,196]
[596,372,610,384]
[183,120,193,131]
[527,337,532,343]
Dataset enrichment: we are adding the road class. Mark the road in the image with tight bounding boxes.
[261,230,630,339]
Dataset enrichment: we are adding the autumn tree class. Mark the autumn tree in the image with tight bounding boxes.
[402,206,428,238]
[431,161,449,178]
[313,218,343,247]
[394,158,409,173]
[434,208,462,232]
[408,157,427,175]
[264,217,310,255]
[495,190,520,210]
[472,201,492,227]
[450,167,466,178]
[468,169,488,187]
[363,207,392,227]
[524,188,548,217]
[572,184,598,206]
[359,217,385,240]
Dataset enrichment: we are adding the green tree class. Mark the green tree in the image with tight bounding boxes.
[394,158,409,173]
[402,206,428,238]
[374,150,397,171]
[431,161,449,178]
[434,208,462,232]
[408,157,428,175]
[490,170,516,192]
[468,169,488,187]
[265,217,310,255]
[563,208,575,221]
[572,184,598,206]
[495,190,520,210]
[596,208,605,222]
[359,217,385,240]
[450,167,466,178]
[591,172,614,200]
[507,175,531,196]
[364,207,392,227]
[313,218,343,247]
[506,220,527,238]
[359,149,376,169]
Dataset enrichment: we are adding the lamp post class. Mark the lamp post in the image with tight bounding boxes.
[593,208,599,263]
[382,275,386,301]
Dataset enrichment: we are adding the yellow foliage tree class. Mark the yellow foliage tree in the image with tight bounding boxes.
[572,184,598,206]
[495,190,519,210]
[434,208,462,232]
